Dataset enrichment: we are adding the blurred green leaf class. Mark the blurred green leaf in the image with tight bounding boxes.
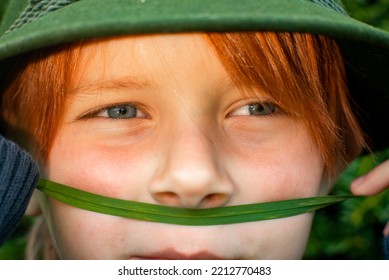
[343,0,389,31]
[0,217,35,259]
[305,148,389,259]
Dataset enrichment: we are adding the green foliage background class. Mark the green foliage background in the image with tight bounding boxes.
[342,0,389,31]
[0,0,388,259]
[305,149,389,259]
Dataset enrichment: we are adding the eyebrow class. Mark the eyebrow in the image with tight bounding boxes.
[71,75,154,95]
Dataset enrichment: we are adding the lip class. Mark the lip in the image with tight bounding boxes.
[130,249,223,260]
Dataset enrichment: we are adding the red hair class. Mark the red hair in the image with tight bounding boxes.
[1,32,364,179]
[1,42,83,161]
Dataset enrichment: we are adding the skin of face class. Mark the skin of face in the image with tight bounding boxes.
[37,33,327,259]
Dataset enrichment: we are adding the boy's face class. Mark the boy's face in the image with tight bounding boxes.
[41,34,326,259]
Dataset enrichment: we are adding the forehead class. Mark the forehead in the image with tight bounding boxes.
[72,34,229,89]
[65,32,330,111]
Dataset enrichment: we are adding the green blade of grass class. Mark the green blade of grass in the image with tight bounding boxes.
[36,178,357,226]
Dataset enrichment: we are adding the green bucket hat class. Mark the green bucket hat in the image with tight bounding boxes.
[0,0,388,151]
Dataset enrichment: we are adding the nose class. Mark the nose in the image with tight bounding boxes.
[149,124,234,209]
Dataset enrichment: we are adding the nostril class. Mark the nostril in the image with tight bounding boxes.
[201,193,229,208]
[152,191,230,208]
[154,191,180,206]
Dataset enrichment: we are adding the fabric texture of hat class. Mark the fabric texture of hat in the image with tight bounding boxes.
[0,0,388,150]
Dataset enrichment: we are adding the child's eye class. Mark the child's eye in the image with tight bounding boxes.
[97,105,146,119]
[230,102,278,117]
[79,104,148,120]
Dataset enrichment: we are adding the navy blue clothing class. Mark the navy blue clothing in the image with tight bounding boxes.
[0,135,38,245]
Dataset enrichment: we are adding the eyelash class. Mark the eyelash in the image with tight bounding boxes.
[228,102,280,117]
[79,103,148,120]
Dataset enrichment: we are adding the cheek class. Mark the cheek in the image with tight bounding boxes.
[259,213,314,259]
[45,131,155,200]
[263,147,324,200]
[46,199,131,259]
[224,126,325,203]
[241,214,314,259]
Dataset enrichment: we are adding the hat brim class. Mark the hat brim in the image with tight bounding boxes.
[0,0,388,150]
[1,0,389,56]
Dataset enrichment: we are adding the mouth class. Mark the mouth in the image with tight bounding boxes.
[130,249,223,260]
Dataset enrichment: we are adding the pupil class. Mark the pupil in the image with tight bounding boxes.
[108,105,136,118]
[249,103,275,115]
[118,107,128,115]
[249,104,264,115]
